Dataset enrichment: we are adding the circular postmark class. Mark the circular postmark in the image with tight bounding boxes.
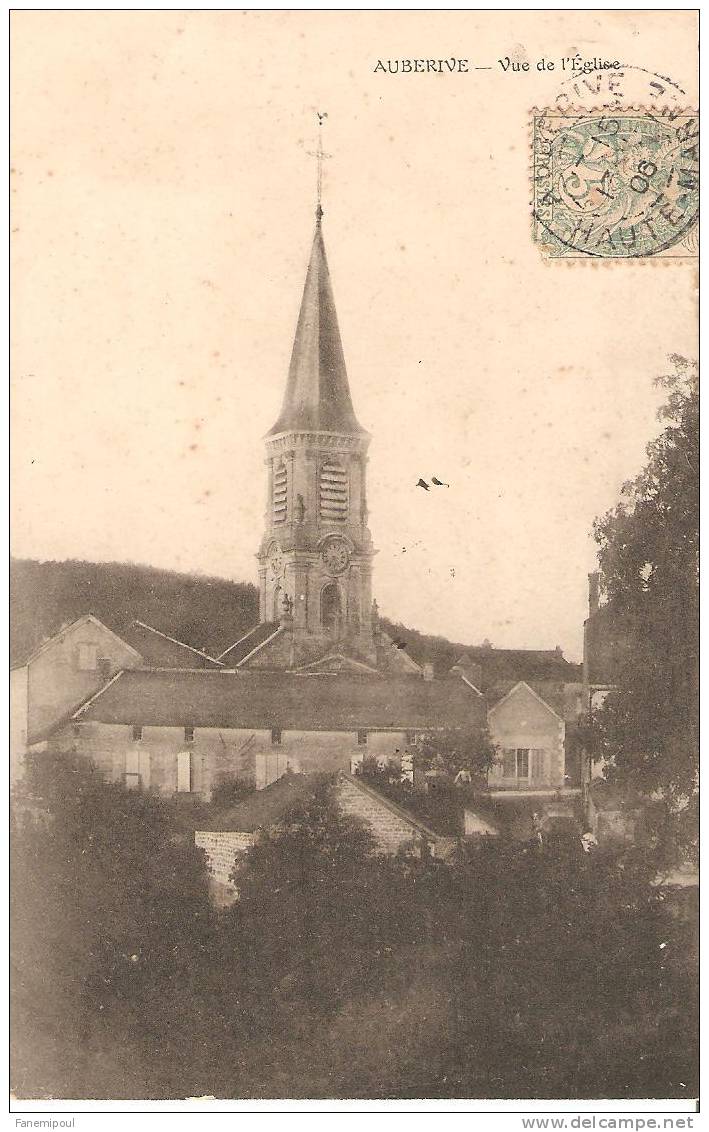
[552,62,690,114]
[532,64,698,258]
[534,111,699,258]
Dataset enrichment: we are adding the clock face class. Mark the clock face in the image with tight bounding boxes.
[322,539,350,575]
[268,545,284,578]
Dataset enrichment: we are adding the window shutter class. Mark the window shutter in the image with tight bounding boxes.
[320,460,348,521]
[502,749,516,777]
[273,463,287,523]
[177,750,192,793]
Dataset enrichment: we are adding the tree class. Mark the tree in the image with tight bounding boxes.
[11,752,213,1098]
[415,723,496,782]
[590,356,698,864]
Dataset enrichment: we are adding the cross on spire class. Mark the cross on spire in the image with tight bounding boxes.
[308,111,331,225]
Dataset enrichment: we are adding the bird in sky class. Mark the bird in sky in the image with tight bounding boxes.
[431,476,449,487]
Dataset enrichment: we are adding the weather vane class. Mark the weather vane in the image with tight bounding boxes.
[307,111,331,224]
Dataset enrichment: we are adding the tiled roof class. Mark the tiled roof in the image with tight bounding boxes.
[199,774,316,832]
[454,647,582,689]
[73,668,485,732]
[121,621,224,669]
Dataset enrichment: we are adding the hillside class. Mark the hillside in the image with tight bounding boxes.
[378,617,473,675]
[11,557,474,672]
[10,558,259,665]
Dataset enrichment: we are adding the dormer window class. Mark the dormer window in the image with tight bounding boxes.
[320,460,348,522]
[273,461,288,523]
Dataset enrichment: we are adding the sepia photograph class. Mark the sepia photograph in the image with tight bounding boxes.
[10,9,698,1109]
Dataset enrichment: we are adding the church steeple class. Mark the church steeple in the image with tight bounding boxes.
[268,225,367,437]
[257,133,376,666]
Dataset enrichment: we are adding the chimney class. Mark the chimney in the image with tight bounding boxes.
[423,663,434,682]
[588,572,600,616]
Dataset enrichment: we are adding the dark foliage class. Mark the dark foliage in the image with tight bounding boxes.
[590,358,698,866]
[11,753,213,1098]
[415,724,496,780]
[10,557,259,664]
[11,765,697,1100]
[209,775,257,810]
[379,617,470,675]
[357,764,466,836]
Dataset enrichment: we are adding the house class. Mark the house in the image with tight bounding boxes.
[194,771,458,905]
[485,679,586,797]
[10,615,142,783]
[194,773,316,905]
[57,667,487,798]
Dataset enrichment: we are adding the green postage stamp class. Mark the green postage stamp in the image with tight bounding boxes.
[532,108,699,259]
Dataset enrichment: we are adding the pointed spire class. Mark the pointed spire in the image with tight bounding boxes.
[268,125,367,437]
[268,225,366,436]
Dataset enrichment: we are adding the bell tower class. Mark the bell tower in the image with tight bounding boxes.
[257,142,376,665]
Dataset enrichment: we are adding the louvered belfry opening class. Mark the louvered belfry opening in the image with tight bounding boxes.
[273,462,288,523]
[320,459,348,522]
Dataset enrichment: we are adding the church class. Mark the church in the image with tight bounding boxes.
[41,197,487,796]
[221,205,418,678]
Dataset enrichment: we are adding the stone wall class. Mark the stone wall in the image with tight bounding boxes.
[194,830,255,904]
[336,775,433,856]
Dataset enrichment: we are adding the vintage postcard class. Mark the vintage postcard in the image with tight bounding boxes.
[10,10,698,1113]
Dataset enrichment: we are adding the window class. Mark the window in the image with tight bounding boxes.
[132,725,143,742]
[321,582,341,631]
[77,643,98,671]
[357,730,367,746]
[272,461,288,523]
[271,727,282,746]
[184,726,195,743]
[502,748,530,779]
[319,460,348,522]
[177,750,192,793]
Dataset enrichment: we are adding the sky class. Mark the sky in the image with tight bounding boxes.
[11,11,698,661]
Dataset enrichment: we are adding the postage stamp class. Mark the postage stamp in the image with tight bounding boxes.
[532,109,699,259]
